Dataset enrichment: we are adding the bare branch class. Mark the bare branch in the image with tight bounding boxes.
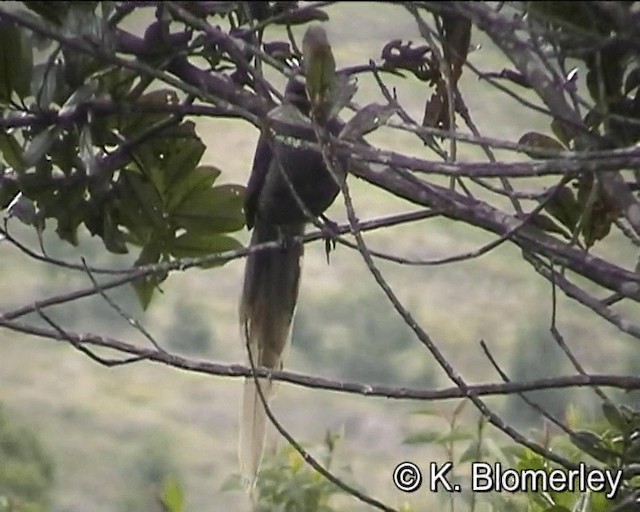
[2,315,640,400]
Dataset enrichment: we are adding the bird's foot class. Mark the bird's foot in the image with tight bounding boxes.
[320,215,339,264]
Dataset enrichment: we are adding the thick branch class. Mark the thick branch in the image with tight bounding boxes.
[349,162,640,301]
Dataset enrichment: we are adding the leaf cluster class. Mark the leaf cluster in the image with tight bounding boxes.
[222,431,352,512]
[0,3,248,308]
[516,2,640,249]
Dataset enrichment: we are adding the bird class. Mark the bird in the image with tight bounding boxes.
[238,76,346,484]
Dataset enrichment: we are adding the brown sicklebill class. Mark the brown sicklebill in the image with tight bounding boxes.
[238,74,346,485]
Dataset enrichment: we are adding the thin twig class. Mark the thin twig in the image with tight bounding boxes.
[480,340,573,435]
[81,258,166,353]
[35,306,146,366]
[549,263,611,403]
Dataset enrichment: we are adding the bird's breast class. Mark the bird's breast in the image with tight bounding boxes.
[257,140,344,226]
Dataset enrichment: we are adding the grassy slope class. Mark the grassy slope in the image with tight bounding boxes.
[1,3,639,511]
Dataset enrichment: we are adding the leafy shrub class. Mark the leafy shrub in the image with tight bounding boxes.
[0,405,54,512]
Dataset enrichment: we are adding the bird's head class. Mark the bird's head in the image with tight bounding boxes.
[284,77,311,117]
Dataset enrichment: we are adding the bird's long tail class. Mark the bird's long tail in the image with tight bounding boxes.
[239,219,304,484]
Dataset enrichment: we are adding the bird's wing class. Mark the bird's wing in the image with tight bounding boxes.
[244,131,272,230]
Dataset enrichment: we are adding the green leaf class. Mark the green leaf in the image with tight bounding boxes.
[515,211,572,240]
[31,61,64,109]
[128,121,202,199]
[516,451,548,472]
[303,25,336,124]
[442,13,471,84]
[625,437,640,461]
[160,476,184,512]
[570,430,615,464]
[162,122,206,190]
[102,208,128,254]
[7,193,36,225]
[0,133,25,171]
[518,131,566,158]
[55,213,81,247]
[61,44,104,88]
[0,20,33,102]
[99,67,138,101]
[29,179,85,246]
[339,103,396,140]
[47,130,77,175]
[576,173,619,248]
[113,174,156,246]
[167,165,221,212]
[132,241,163,310]
[0,179,18,209]
[583,210,615,248]
[23,127,60,170]
[59,80,98,115]
[172,184,245,234]
[587,492,613,512]
[543,186,581,232]
[585,44,626,104]
[169,232,242,268]
[123,171,167,232]
[119,89,180,136]
[602,402,630,433]
[551,118,573,148]
[15,29,34,100]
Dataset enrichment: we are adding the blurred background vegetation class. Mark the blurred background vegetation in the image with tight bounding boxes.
[2,2,640,511]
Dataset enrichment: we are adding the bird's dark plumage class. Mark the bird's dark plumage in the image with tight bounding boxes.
[239,77,346,483]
